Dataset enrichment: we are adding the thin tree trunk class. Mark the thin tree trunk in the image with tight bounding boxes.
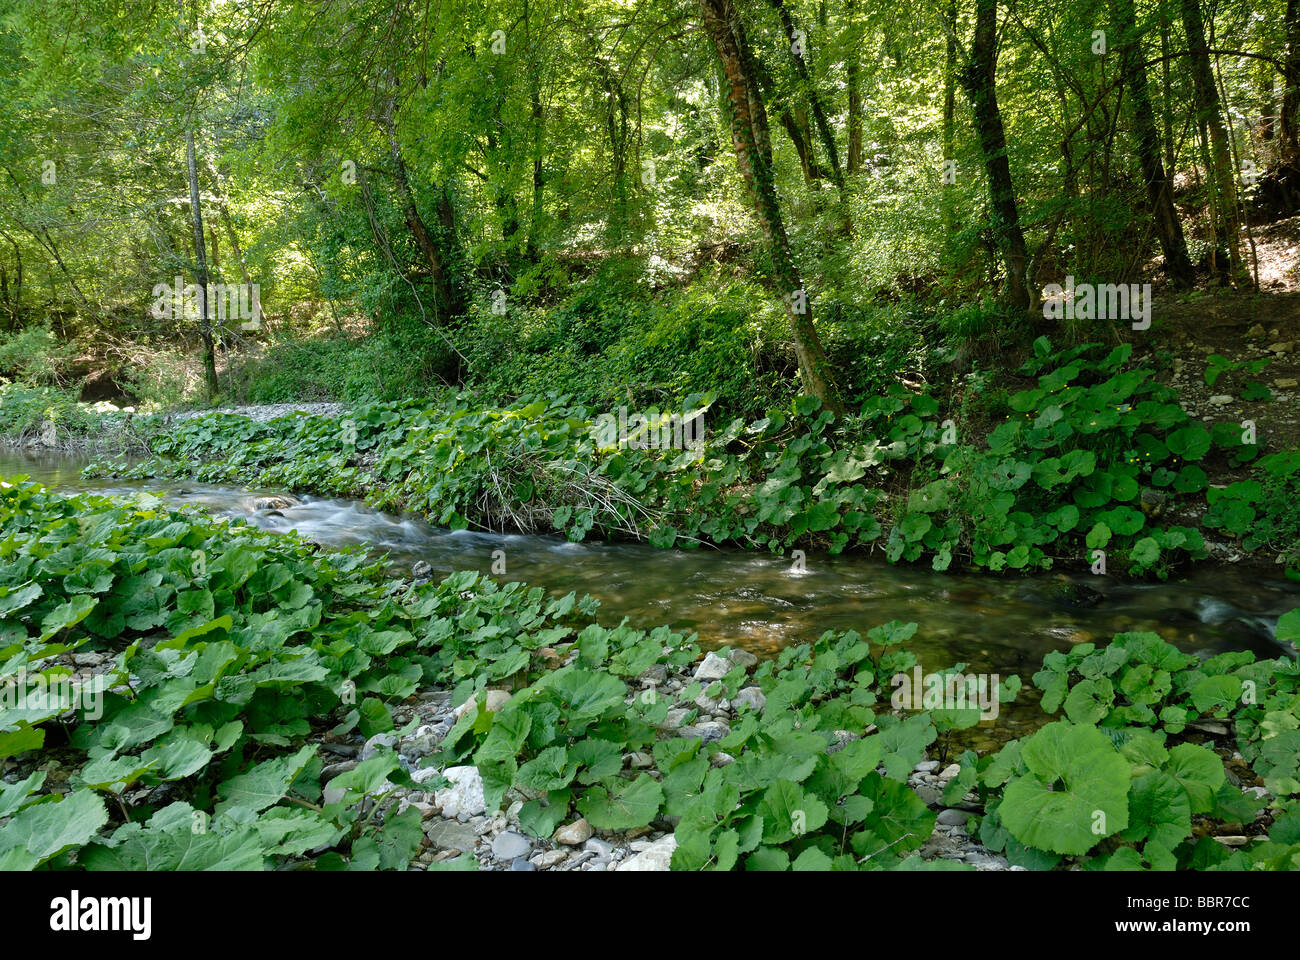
[942,0,958,240]
[1282,0,1300,161]
[845,0,862,175]
[186,127,219,397]
[768,0,843,188]
[1110,0,1195,286]
[960,0,1031,313]
[698,0,844,414]
[384,105,462,319]
[1180,0,1246,283]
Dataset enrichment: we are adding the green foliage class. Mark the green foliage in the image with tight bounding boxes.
[91,339,1283,579]
[3,477,1297,871]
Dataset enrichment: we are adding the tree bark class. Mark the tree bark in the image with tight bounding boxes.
[942,0,958,240]
[384,106,463,319]
[845,0,862,175]
[959,0,1031,314]
[1180,0,1246,283]
[1282,0,1300,161]
[1110,0,1195,286]
[698,0,845,414]
[186,127,219,398]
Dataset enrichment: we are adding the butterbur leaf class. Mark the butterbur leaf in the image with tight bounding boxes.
[577,774,663,830]
[999,721,1130,855]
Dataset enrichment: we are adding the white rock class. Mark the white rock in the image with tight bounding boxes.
[939,763,961,780]
[733,686,767,713]
[617,835,677,871]
[693,652,731,681]
[434,766,486,818]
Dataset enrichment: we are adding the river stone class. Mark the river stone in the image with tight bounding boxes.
[914,760,940,773]
[510,857,536,871]
[914,783,942,806]
[361,732,399,761]
[681,720,730,744]
[727,649,759,671]
[937,808,972,826]
[939,763,962,780]
[585,837,615,857]
[657,708,691,730]
[554,818,594,845]
[733,686,766,713]
[693,652,731,681]
[454,689,511,721]
[434,766,486,818]
[616,835,677,871]
[492,831,532,860]
[425,819,479,852]
[533,850,568,868]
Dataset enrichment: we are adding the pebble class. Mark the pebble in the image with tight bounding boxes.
[554,818,594,845]
[1209,395,1234,405]
[914,760,940,773]
[510,857,536,871]
[585,837,615,857]
[681,721,730,744]
[533,850,568,868]
[692,652,732,681]
[433,766,486,818]
[491,831,532,860]
[733,686,767,713]
[360,732,399,761]
[937,808,973,826]
[939,763,961,780]
[617,835,677,871]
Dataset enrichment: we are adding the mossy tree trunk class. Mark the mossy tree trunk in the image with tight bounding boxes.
[699,0,845,415]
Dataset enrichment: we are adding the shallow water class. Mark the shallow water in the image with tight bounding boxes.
[5,449,1298,733]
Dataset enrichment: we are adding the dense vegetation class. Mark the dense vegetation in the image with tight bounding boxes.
[1,0,1299,875]
[2,479,1298,870]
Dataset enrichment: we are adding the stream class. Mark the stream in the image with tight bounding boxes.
[5,449,1298,741]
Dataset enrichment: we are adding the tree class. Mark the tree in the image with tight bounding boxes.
[697,0,845,414]
[959,0,1031,314]
[1110,0,1195,287]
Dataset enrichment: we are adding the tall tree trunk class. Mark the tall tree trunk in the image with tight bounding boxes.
[1110,0,1195,286]
[960,0,1031,313]
[845,0,862,175]
[768,0,843,188]
[698,0,844,414]
[1282,0,1300,161]
[186,127,219,398]
[942,0,958,240]
[384,106,463,319]
[1180,0,1246,283]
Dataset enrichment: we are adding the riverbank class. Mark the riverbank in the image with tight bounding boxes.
[3,478,1296,871]
[6,334,1300,580]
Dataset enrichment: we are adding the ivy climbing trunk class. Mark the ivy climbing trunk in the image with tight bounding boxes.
[960,0,1032,314]
[698,0,844,415]
[1110,0,1195,287]
[384,105,464,321]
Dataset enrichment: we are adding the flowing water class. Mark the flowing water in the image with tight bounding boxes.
[5,449,1298,743]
